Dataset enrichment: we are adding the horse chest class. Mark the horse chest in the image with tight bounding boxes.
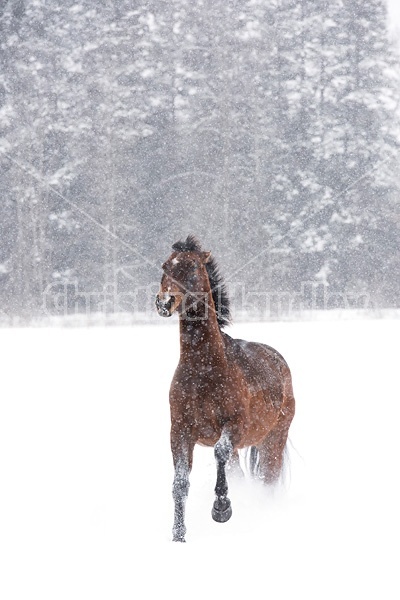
[186,360,238,393]
[170,365,240,432]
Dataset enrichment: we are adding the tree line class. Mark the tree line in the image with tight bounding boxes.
[0,0,399,321]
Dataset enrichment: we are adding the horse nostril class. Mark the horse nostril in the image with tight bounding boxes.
[156,294,175,317]
[163,296,174,312]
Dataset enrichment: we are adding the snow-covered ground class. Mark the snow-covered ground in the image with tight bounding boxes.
[1,319,399,599]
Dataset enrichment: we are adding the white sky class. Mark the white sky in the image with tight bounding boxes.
[387,0,400,30]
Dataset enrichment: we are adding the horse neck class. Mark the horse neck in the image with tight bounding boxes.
[178,289,226,362]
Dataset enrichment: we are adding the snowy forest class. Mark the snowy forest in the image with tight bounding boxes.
[0,0,399,321]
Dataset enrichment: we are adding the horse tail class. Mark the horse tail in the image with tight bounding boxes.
[244,444,292,484]
[247,445,260,478]
[281,441,291,487]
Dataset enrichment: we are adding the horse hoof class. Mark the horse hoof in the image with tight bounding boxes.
[212,499,232,523]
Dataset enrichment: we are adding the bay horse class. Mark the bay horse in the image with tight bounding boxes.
[156,236,295,542]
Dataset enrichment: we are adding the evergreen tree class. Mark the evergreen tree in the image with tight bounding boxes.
[0,0,398,319]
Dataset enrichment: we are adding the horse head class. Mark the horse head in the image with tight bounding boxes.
[156,241,211,318]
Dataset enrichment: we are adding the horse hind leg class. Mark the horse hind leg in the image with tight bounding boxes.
[258,430,287,484]
[258,411,294,485]
[259,375,295,484]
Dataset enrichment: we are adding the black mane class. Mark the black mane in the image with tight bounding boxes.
[172,235,201,253]
[172,236,231,328]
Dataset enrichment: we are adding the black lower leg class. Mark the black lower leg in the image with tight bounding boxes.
[212,462,232,523]
[212,435,233,523]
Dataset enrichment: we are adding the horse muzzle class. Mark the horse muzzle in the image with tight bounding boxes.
[155,294,175,317]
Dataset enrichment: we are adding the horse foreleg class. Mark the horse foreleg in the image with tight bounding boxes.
[171,442,193,542]
[212,430,233,523]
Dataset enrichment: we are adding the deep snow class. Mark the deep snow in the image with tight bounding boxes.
[0,319,399,599]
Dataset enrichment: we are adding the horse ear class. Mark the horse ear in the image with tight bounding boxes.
[202,252,211,264]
